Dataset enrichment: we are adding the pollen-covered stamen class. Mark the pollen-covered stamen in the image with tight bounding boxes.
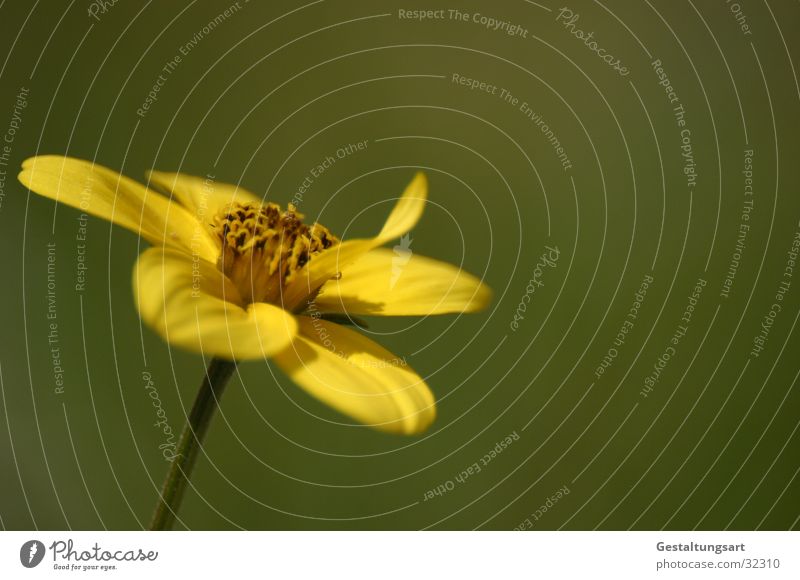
[212,201,338,305]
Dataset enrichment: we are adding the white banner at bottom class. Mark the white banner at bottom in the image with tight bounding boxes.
[0,531,797,579]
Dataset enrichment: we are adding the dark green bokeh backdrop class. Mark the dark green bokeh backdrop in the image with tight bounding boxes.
[0,0,798,530]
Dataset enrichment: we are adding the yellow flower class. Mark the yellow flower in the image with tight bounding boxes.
[19,156,491,434]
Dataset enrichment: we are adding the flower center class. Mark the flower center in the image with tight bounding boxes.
[212,201,338,305]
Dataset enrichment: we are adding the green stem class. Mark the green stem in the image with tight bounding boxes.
[149,357,237,531]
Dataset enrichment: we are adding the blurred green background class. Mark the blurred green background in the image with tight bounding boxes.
[0,0,798,530]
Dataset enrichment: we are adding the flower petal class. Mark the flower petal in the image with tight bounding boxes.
[281,172,429,311]
[377,171,428,243]
[134,247,297,360]
[146,170,262,219]
[314,248,492,316]
[19,156,218,261]
[280,239,374,311]
[273,316,435,434]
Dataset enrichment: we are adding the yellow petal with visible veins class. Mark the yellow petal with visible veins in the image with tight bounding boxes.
[273,316,435,434]
[147,170,262,220]
[281,172,429,311]
[315,248,492,316]
[134,247,297,360]
[19,156,218,261]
